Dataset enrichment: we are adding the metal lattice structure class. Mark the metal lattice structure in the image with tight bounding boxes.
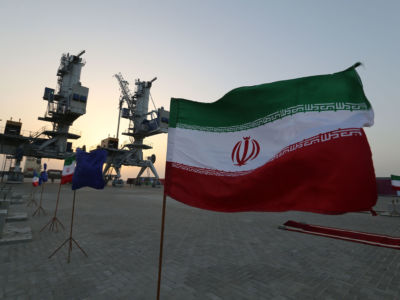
[0,51,88,181]
[101,74,169,186]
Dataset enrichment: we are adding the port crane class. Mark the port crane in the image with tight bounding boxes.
[0,51,89,181]
[101,73,169,186]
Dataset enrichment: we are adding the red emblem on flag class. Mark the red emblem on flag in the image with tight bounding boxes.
[231,137,260,166]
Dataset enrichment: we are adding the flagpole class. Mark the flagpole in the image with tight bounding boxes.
[33,182,46,216]
[54,182,62,218]
[48,189,88,263]
[26,186,38,207]
[40,181,65,232]
[68,190,76,263]
[156,192,167,300]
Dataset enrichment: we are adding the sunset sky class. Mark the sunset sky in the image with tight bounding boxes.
[0,0,399,179]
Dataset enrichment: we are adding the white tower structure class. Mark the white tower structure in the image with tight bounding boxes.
[0,50,88,182]
[39,50,88,155]
[102,74,169,186]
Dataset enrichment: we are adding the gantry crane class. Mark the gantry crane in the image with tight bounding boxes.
[101,73,169,186]
[0,51,88,181]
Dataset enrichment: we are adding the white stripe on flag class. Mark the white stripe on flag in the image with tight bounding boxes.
[391,180,400,188]
[168,110,373,172]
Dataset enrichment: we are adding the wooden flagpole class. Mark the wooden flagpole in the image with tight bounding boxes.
[48,190,88,263]
[156,192,167,300]
[26,186,38,207]
[40,181,65,232]
[33,182,46,216]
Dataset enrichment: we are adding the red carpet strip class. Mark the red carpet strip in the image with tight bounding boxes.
[281,220,400,250]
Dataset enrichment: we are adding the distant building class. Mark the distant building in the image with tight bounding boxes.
[127,177,161,187]
[101,137,119,149]
[23,157,41,178]
[376,177,397,196]
[47,169,62,182]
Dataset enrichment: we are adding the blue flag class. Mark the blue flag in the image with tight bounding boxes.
[72,149,107,190]
[39,163,48,185]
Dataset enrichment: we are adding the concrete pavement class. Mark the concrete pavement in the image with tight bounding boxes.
[1,183,399,299]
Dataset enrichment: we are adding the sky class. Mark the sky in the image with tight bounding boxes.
[0,0,399,179]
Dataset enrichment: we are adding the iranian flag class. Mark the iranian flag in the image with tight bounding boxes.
[61,156,76,184]
[165,63,377,214]
[391,175,400,196]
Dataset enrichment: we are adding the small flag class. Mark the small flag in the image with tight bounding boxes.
[32,170,39,187]
[72,149,107,190]
[39,163,48,185]
[165,63,377,214]
[61,156,76,184]
[391,175,400,196]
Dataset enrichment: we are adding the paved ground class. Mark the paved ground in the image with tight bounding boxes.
[1,182,400,300]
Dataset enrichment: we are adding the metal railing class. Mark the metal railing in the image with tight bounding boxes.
[0,125,81,139]
[0,126,36,137]
[29,126,49,138]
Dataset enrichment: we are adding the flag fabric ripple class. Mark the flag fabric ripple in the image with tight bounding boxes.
[72,149,107,190]
[61,156,76,184]
[165,63,377,214]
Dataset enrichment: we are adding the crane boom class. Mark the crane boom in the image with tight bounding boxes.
[102,73,169,187]
[114,73,136,114]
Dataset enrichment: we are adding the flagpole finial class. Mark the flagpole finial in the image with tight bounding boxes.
[345,62,362,71]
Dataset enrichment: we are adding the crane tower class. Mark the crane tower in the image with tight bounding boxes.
[102,73,169,186]
[39,50,88,155]
[0,50,88,181]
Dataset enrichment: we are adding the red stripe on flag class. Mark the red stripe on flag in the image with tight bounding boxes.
[165,130,377,213]
[61,174,73,184]
[282,220,400,249]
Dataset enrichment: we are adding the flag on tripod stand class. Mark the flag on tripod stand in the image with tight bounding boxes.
[72,149,107,190]
[47,150,106,263]
[61,156,76,184]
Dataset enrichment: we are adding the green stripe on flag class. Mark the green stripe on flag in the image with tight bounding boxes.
[169,65,371,130]
[391,175,400,181]
[64,156,75,166]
